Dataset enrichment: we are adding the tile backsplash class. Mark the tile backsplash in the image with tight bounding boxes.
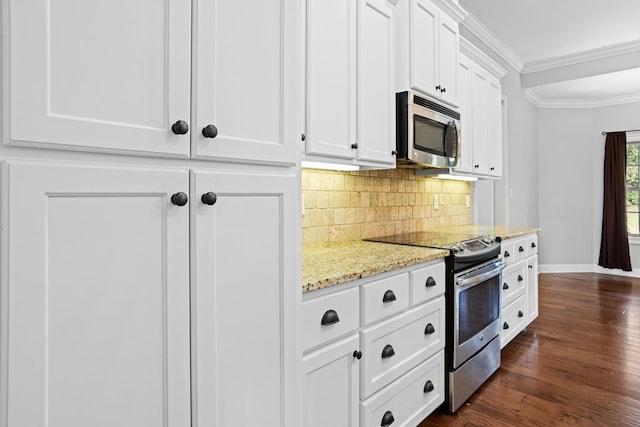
[302,168,472,245]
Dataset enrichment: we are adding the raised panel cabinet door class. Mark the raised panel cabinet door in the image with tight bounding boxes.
[305,0,357,160]
[471,68,489,175]
[357,0,395,165]
[193,0,302,165]
[437,12,459,107]
[5,0,191,156]
[303,335,360,427]
[0,161,191,427]
[411,0,438,98]
[192,169,299,427]
[454,54,473,173]
[487,75,502,177]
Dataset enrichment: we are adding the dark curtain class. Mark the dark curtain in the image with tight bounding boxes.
[598,132,632,271]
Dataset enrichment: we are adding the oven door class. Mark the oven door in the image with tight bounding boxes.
[452,259,505,369]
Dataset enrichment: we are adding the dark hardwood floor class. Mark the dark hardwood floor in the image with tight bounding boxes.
[419,273,640,427]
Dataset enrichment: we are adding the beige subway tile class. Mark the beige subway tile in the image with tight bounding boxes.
[333,174,344,191]
[309,172,322,190]
[344,175,355,191]
[334,208,346,225]
[316,191,328,208]
[328,192,341,208]
[321,173,334,190]
[304,191,316,209]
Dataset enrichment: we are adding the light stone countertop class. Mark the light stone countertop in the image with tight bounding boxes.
[302,241,448,293]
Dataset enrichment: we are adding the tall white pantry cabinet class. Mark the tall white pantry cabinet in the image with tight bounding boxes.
[0,0,302,426]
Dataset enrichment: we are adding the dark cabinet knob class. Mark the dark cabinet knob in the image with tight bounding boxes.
[531,242,537,248]
[353,350,363,360]
[503,322,509,330]
[441,87,446,93]
[503,283,509,290]
[202,124,218,138]
[518,275,523,282]
[519,246,525,253]
[381,344,395,359]
[518,310,524,318]
[320,309,340,326]
[474,164,480,168]
[351,143,358,149]
[382,290,396,303]
[391,150,397,156]
[424,323,435,335]
[381,411,395,426]
[425,276,437,287]
[171,120,189,135]
[529,265,534,269]
[301,133,306,141]
[490,166,495,171]
[171,192,188,206]
[504,250,510,257]
[424,380,435,393]
[435,85,441,91]
[201,192,217,206]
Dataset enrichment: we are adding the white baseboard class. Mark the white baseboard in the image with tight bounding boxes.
[539,264,640,278]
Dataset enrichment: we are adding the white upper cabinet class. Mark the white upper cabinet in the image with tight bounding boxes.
[453,38,506,179]
[4,0,301,165]
[304,0,396,168]
[395,0,466,107]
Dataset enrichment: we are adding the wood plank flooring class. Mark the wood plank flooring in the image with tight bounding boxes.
[419,273,640,427]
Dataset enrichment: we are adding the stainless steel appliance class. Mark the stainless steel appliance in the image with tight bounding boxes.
[365,231,504,412]
[395,91,461,169]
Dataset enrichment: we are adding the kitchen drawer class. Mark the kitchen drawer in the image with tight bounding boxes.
[512,238,528,264]
[360,296,445,398]
[500,294,527,349]
[501,263,526,308]
[302,287,359,351]
[527,234,538,257]
[362,272,410,325]
[501,240,514,266]
[410,261,445,306]
[360,350,444,427]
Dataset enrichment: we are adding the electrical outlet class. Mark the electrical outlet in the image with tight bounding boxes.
[465,195,470,207]
[434,194,439,210]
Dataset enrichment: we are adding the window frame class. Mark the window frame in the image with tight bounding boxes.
[626,132,640,237]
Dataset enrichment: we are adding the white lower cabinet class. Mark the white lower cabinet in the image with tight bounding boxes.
[302,259,446,426]
[0,160,299,427]
[500,233,539,348]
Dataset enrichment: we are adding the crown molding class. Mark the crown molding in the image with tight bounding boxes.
[459,36,507,79]
[523,39,640,74]
[431,0,468,23]
[459,12,525,73]
[523,88,640,109]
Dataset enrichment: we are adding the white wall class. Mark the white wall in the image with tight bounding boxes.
[538,102,640,272]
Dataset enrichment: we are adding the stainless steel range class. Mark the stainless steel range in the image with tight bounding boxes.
[365,231,505,412]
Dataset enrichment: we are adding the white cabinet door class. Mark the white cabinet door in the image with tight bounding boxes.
[487,74,503,177]
[471,68,489,175]
[193,0,301,165]
[454,53,474,173]
[527,255,539,323]
[303,335,360,427]
[192,169,299,427]
[357,0,395,165]
[305,0,357,160]
[6,0,191,156]
[1,161,191,427]
[411,0,438,98]
[437,12,459,106]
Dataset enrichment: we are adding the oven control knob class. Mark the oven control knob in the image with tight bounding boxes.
[483,237,492,244]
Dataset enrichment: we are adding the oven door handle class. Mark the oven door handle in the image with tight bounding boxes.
[456,262,506,288]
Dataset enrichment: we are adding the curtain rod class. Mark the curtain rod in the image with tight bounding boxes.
[601,129,640,135]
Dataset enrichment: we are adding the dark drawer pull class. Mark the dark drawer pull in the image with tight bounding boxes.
[353,350,362,360]
[503,322,509,330]
[518,275,523,282]
[320,309,339,326]
[425,276,437,287]
[531,242,537,248]
[518,310,524,318]
[382,290,396,303]
[503,283,509,290]
[504,250,510,258]
[381,344,395,359]
[424,380,434,393]
[381,410,395,426]
[519,246,525,252]
[424,323,435,335]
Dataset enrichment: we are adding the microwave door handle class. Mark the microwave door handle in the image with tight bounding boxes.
[456,262,506,288]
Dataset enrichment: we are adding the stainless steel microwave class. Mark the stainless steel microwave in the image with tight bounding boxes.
[395,91,461,169]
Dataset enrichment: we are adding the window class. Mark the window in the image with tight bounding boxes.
[626,133,640,235]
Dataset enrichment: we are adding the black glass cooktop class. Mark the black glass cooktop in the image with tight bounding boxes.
[365,231,494,250]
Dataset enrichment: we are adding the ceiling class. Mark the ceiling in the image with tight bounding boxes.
[458,0,640,107]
